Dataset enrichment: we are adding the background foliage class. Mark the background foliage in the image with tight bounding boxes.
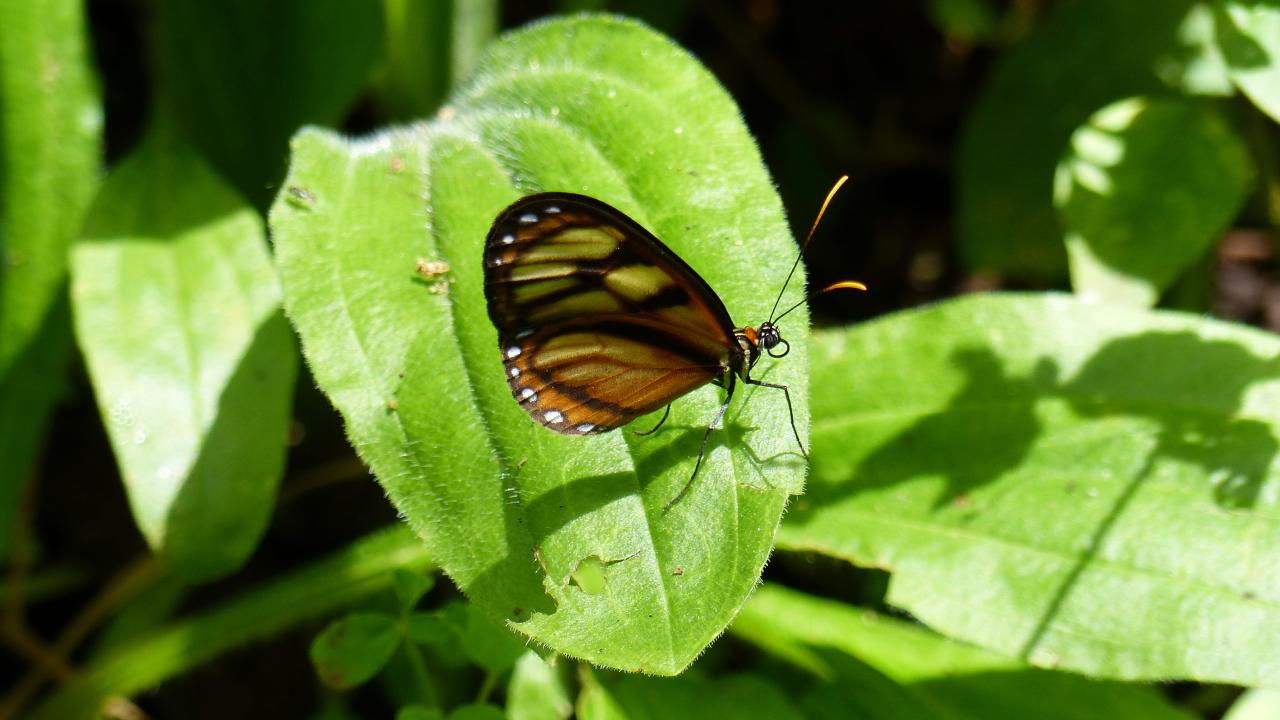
[2,0,1278,718]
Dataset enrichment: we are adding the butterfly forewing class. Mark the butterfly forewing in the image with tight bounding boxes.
[484,193,740,435]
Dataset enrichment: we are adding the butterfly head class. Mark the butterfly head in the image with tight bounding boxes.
[735,322,790,374]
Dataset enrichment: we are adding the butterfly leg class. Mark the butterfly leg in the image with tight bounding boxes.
[743,377,807,460]
[632,404,672,436]
[662,377,735,512]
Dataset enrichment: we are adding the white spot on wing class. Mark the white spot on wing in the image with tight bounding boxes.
[545,205,561,214]
[501,234,516,245]
[520,387,537,402]
[518,213,538,224]
[515,329,534,339]
[506,346,522,359]
[576,423,595,433]
[508,366,520,378]
[544,410,564,423]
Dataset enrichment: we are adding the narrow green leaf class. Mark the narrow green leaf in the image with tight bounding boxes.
[31,525,433,720]
[311,612,403,689]
[1224,688,1280,720]
[508,651,572,720]
[958,0,1223,277]
[783,293,1280,685]
[374,0,497,120]
[271,16,806,673]
[71,125,297,580]
[734,584,1195,720]
[1055,97,1251,306]
[1215,0,1280,123]
[153,0,383,207]
[0,0,101,555]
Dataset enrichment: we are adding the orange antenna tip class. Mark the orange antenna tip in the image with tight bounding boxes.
[824,280,867,293]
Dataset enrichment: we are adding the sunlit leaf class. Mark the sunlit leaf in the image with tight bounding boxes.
[784,293,1280,685]
[72,124,296,580]
[734,584,1195,720]
[0,0,101,556]
[958,0,1226,277]
[1055,96,1251,306]
[271,16,805,673]
[1215,0,1280,122]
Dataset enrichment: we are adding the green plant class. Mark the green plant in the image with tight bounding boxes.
[3,1,1279,718]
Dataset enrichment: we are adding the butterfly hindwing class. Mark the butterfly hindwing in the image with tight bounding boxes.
[484,193,739,434]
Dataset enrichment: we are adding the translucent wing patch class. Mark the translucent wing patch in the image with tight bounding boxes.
[484,193,740,434]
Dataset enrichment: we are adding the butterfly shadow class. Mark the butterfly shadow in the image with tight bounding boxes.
[631,412,804,503]
[793,347,1053,522]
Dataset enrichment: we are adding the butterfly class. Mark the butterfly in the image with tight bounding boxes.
[482,177,863,510]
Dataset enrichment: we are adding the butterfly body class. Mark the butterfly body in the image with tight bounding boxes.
[484,192,781,439]
[480,181,865,511]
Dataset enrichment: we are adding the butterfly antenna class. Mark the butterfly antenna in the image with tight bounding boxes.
[773,280,867,324]
[768,175,850,323]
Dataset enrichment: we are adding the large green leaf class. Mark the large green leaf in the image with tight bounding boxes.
[271,16,807,673]
[1055,97,1251,306]
[71,125,296,581]
[957,0,1228,277]
[1215,0,1280,123]
[782,293,1280,686]
[0,0,101,556]
[733,584,1194,720]
[153,0,383,208]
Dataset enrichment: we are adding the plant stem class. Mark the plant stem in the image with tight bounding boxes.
[400,637,441,711]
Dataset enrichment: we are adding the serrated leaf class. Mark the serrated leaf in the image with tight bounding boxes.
[958,0,1224,277]
[71,125,297,581]
[1215,0,1280,123]
[311,611,402,690]
[153,0,383,208]
[271,16,806,673]
[508,651,571,720]
[734,584,1194,720]
[0,0,101,556]
[1055,97,1251,306]
[782,293,1280,685]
